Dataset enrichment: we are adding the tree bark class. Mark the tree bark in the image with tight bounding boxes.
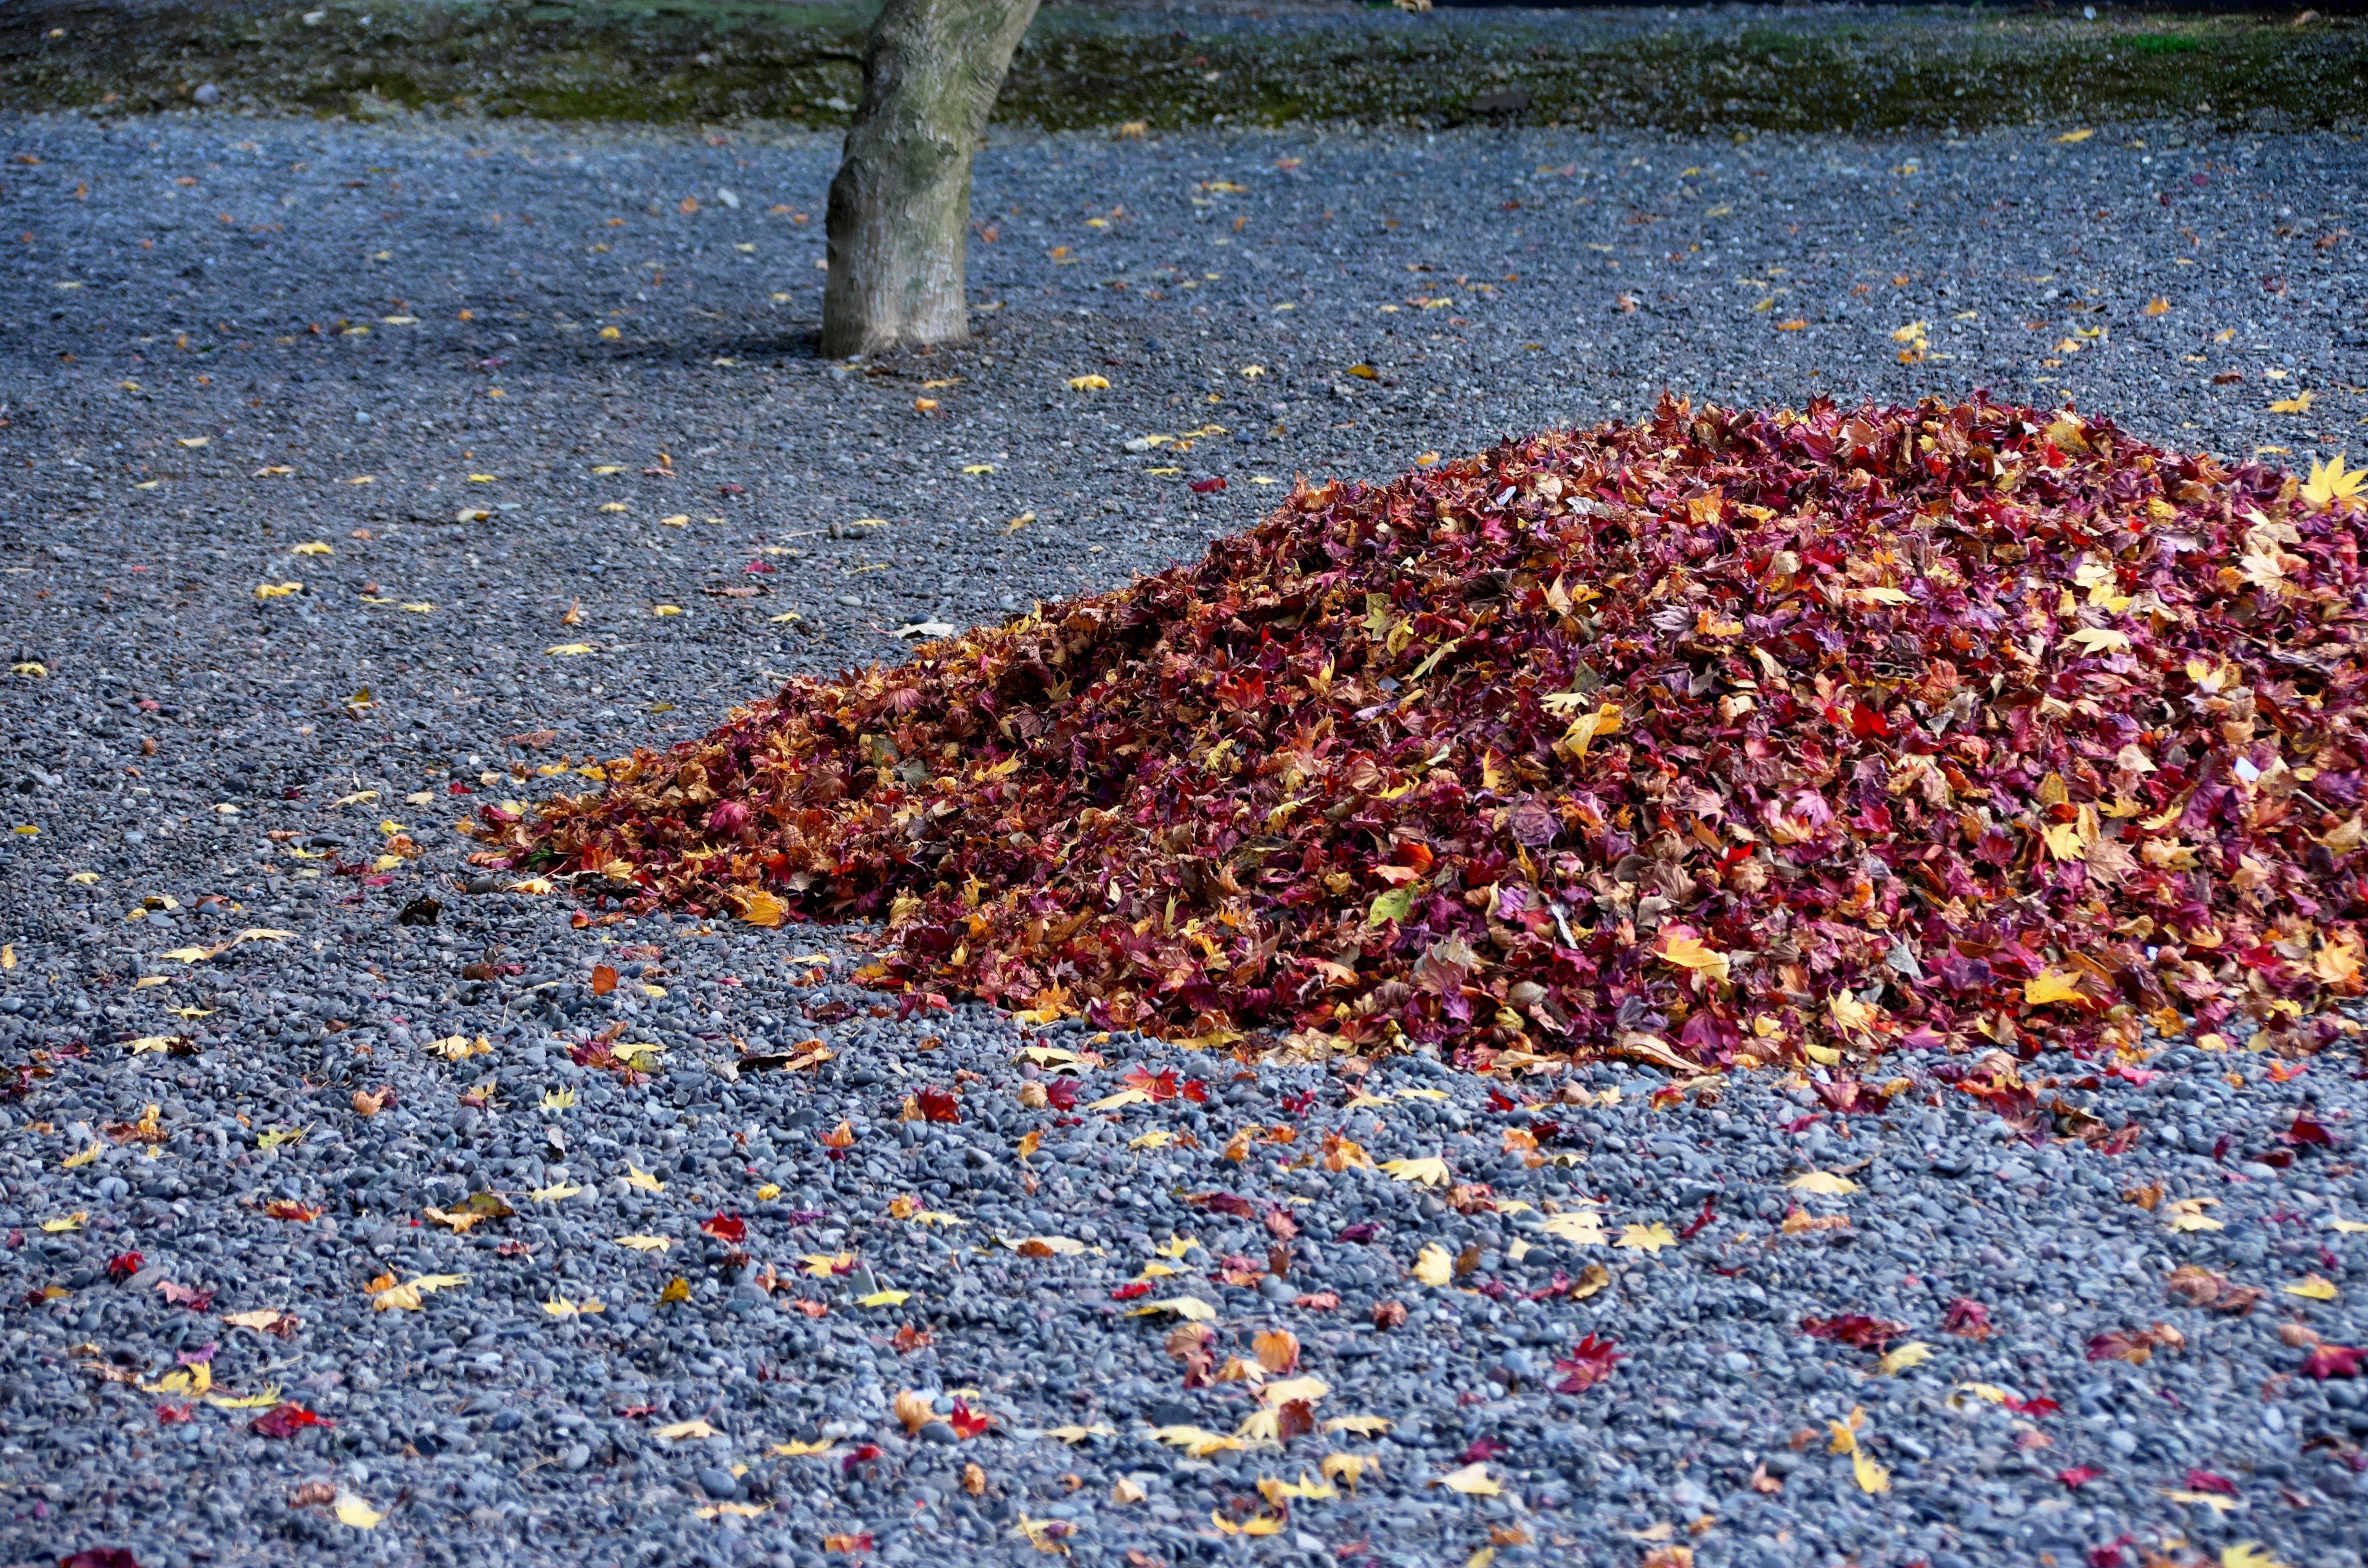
[821,0,1040,359]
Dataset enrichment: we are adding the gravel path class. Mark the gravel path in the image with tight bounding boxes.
[0,110,2364,1568]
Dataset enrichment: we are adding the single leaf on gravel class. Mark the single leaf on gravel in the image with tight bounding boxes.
[1880,1343,1933,1376]
[1411,1244,1454,1287]
[1151,1424,1244,1457]
[624,1164,665,1192]
[656,1419,715,1441]
[1786,1172,1860,1196]
[1433,1463,1501,1496]
[1254,1330,1301,1374]
[333,1493,386,1529]
[2284,1275,2339,1301]
[368,1272,466,1311]
[614,1235,673,1252]
[1852,1450,1891,1495]
[1322,1452,1381,1490]
[543,1295,605,1318]
[2164,1198,2225,1233]
[251,1402,335,1437]
[2161,1489,2240,1514]
[771,1439,834,1457]
[1616,1223,1677,1252]
[1045,1423,1116,1444]
[531,1182,583,1203]
[222,1308,299,1335]
[1000,1234,1088,1256]
[1320,1414,1392,1436]
[857,1289,912,1307]
[1126,1296,1217,1321]
[1380,1156,1450,1187]
[1258,1375,1330,1407]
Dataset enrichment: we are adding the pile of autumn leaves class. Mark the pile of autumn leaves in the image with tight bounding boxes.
[479,396,2368,1072]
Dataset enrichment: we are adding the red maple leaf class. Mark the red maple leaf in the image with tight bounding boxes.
[1458,1436,1508,1463]
[1799,1314,1906,1352]
[2182,1469,2238,1496]
[2057,1466,2101,1489]
[700,1213,747,1244]
[1553,1334,1622,1394]
[1942,1298,1992,1339]
[1110,1281,1155,1300]
[947,1398,995,1439]
[105,1251,144,1281]
[250,1402,335,1438]
[1043,1078,1079,1112]
[841,1442,882,1474]
[1122,1066,1178,1102]
[916,1086,961,1123]
[2280,1112,2335,1147]
[2301,1343,2363,1379]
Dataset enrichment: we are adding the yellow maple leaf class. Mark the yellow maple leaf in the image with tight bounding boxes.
[857,1289,913,1307]
[2302,451,2366,512]
[1125,1295,1217,1321]
[2222,1544,2293,1568]
[1657,932,1731,983]
[1411,1244,1454,1287]
[1044,1422,1117,1444]
[656,1419,715,1441]
[736,889,787,927]
[1150,1424,1243,1458]
[1786,1171,1860,1196]
[2065,626,2131,655]
[1853,1449,1891,1495]
[2025,969,2086,1006]
[1616,1223,1676,1252]
[1258,1375,1331,1408]
[334,1493,386,1529]
[1433,1463,1501,1496]
[1380,1156,1451,1187]
[624,1164,665,1192]
[771,1438,835,1456]
[2284,1275,2338,1301]
[1322,1452,1381,1490]
[2269,392,2314,415]
[1880,1342,1933,1376]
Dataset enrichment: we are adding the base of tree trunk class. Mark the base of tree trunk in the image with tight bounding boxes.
[821,0,1040,359]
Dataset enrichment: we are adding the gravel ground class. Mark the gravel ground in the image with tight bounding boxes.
[1,110,2365,1568]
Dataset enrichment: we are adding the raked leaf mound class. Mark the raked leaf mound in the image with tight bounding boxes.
[474,396,2368,1075]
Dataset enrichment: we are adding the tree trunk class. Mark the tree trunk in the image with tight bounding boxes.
[821,0,1040,359]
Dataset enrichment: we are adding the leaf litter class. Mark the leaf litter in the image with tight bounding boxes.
[481,395,2368,1075]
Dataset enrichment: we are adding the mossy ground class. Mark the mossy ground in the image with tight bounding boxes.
[1,2,2361,136]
